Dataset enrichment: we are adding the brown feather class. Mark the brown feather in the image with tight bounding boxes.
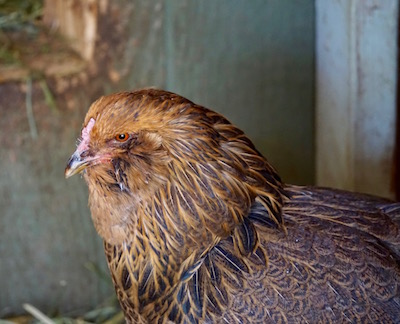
[65,89,400,323]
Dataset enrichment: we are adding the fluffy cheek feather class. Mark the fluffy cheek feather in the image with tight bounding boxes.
[83,139,171,245]
[85,170,136,245]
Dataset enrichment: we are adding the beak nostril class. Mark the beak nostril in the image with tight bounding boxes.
[80,150,91,159]
[65,150,93,178]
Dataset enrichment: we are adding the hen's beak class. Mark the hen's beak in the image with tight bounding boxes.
[65,150,91,178]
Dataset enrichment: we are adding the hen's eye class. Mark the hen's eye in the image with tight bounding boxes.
[115,133,130,142]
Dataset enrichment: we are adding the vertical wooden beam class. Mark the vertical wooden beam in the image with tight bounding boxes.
[316,0,398,199]
[43,0,98,61]
[395,12,400,201]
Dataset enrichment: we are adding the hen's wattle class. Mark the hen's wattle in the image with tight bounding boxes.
[66,89,400,323]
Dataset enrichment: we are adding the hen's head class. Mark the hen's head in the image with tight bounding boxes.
[65,89,283,245]
[66,89,203,191]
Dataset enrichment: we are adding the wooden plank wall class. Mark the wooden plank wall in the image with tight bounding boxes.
[0,0,315,316]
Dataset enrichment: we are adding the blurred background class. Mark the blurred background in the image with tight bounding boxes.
[0,0,398,322]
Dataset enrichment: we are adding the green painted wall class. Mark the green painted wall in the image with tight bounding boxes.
[119,0,315,184]
[0,0,314,316]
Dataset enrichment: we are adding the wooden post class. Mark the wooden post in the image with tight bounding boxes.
[43,0,98,61]
[316,0,398,199]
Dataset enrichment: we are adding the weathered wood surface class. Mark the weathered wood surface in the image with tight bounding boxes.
[43,0,98,61]
[0,0,315,316]
[316,0,398,199]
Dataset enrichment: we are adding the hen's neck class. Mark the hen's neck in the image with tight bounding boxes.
[101,183,223,319]
[85,142,285,319]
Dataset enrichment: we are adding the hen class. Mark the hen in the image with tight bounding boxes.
[65,89,400,323]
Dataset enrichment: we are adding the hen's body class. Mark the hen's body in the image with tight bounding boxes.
[65,89,400,323]
[105,186,400,323]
